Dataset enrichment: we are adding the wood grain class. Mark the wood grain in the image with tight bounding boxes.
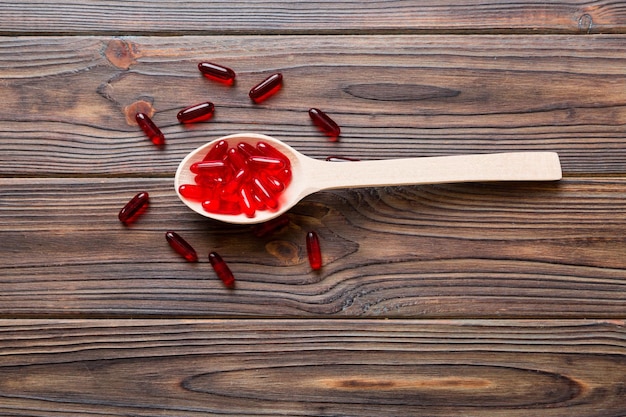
[2,2,626,414]
[0,319,624,416]
[2,35,626,176]
[0,0,624,34]
[1,177,624,318]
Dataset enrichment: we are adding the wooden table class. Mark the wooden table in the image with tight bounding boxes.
[1,1,625,415]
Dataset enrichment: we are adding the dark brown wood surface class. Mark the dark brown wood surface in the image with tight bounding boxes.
[1,1,625,415]
[0,0,625,34]
[0,319,624,416]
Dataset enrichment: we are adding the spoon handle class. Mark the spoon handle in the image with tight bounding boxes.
[302,152,562,192]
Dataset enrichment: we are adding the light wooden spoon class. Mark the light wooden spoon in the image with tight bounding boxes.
[175,132,562,224]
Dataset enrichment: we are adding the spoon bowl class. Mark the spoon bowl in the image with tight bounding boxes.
[175,133,562,225]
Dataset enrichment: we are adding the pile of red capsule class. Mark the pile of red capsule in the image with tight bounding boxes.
[178,139,292,218]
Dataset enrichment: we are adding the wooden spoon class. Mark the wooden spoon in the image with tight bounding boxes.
[175,133,562,224]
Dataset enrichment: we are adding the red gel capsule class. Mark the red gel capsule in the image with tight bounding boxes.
[135,113,165,146]
[165,231,198,262]
[194,174,223,188]
[248,155,286,171]
[177,102,215,124]
[275,168,292,186]
[237,142,260,159]
[209,251,235,288]
[179,184,211,201]
[202,198,220,212]
[257,141,291,168]
[239,186,256,218]
[309,108,341,140]
[249,73,283,103]
[306,231,322,270]
[198,62,236,85]
[216,200,242,215]
[118,192,149,224]
[203,140,229,161]
[251,214,290,237]
[222,168,249,195]
[226,147,248,172]
[190,160,227,175]
[251,177,278,209]
[260,173,285,193]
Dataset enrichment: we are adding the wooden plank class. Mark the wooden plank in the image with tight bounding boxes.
[2,35,626,176]
[0,319,624,416]
[1,177,625,318]
[0,0,624,34]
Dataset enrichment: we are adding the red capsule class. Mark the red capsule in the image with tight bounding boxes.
[225,147,248,171]
[203,140,229,161]
[249,73,283,103]
[274,168,292,186]
[251,214,290,237]
[251,177,278,209]
[309,108,340,140]
[198,62,236,85]
[325,155,360,162]
[259,172,285,193]
[179,184,212,201]
[239,185,256,218]
[118,192,149,224]
[221,167,249,195]
[177,102,215,124]
[256,141,291,168]
[135,113,165,146]
[209,251,235,288]
[306,231,322,270]
[165,231,198,262]
[237,142,260,159]
[216,200,242,215]
[202,198,220,213]
[190,160,227,175]
[248,155,286,171]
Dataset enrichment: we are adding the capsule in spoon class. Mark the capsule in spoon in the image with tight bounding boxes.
[174,133,562,225]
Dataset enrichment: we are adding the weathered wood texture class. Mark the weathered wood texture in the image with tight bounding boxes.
[0,319,624,416]
[0,0,624,34]
[1,35,626,176]
[2,0,626,414]
[2,177,624,318]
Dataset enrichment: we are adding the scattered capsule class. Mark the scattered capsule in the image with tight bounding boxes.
[198,62,236,85]
[135,113,165,146]
[177,102,215,124]
[118,192,149,224]
[209,251,235,288]
[249,73,283,103]
[309,108,340,140]
[165,231,198,262]
[251,214,290,237]
[306,231,322,270]
[325,155,360,162]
